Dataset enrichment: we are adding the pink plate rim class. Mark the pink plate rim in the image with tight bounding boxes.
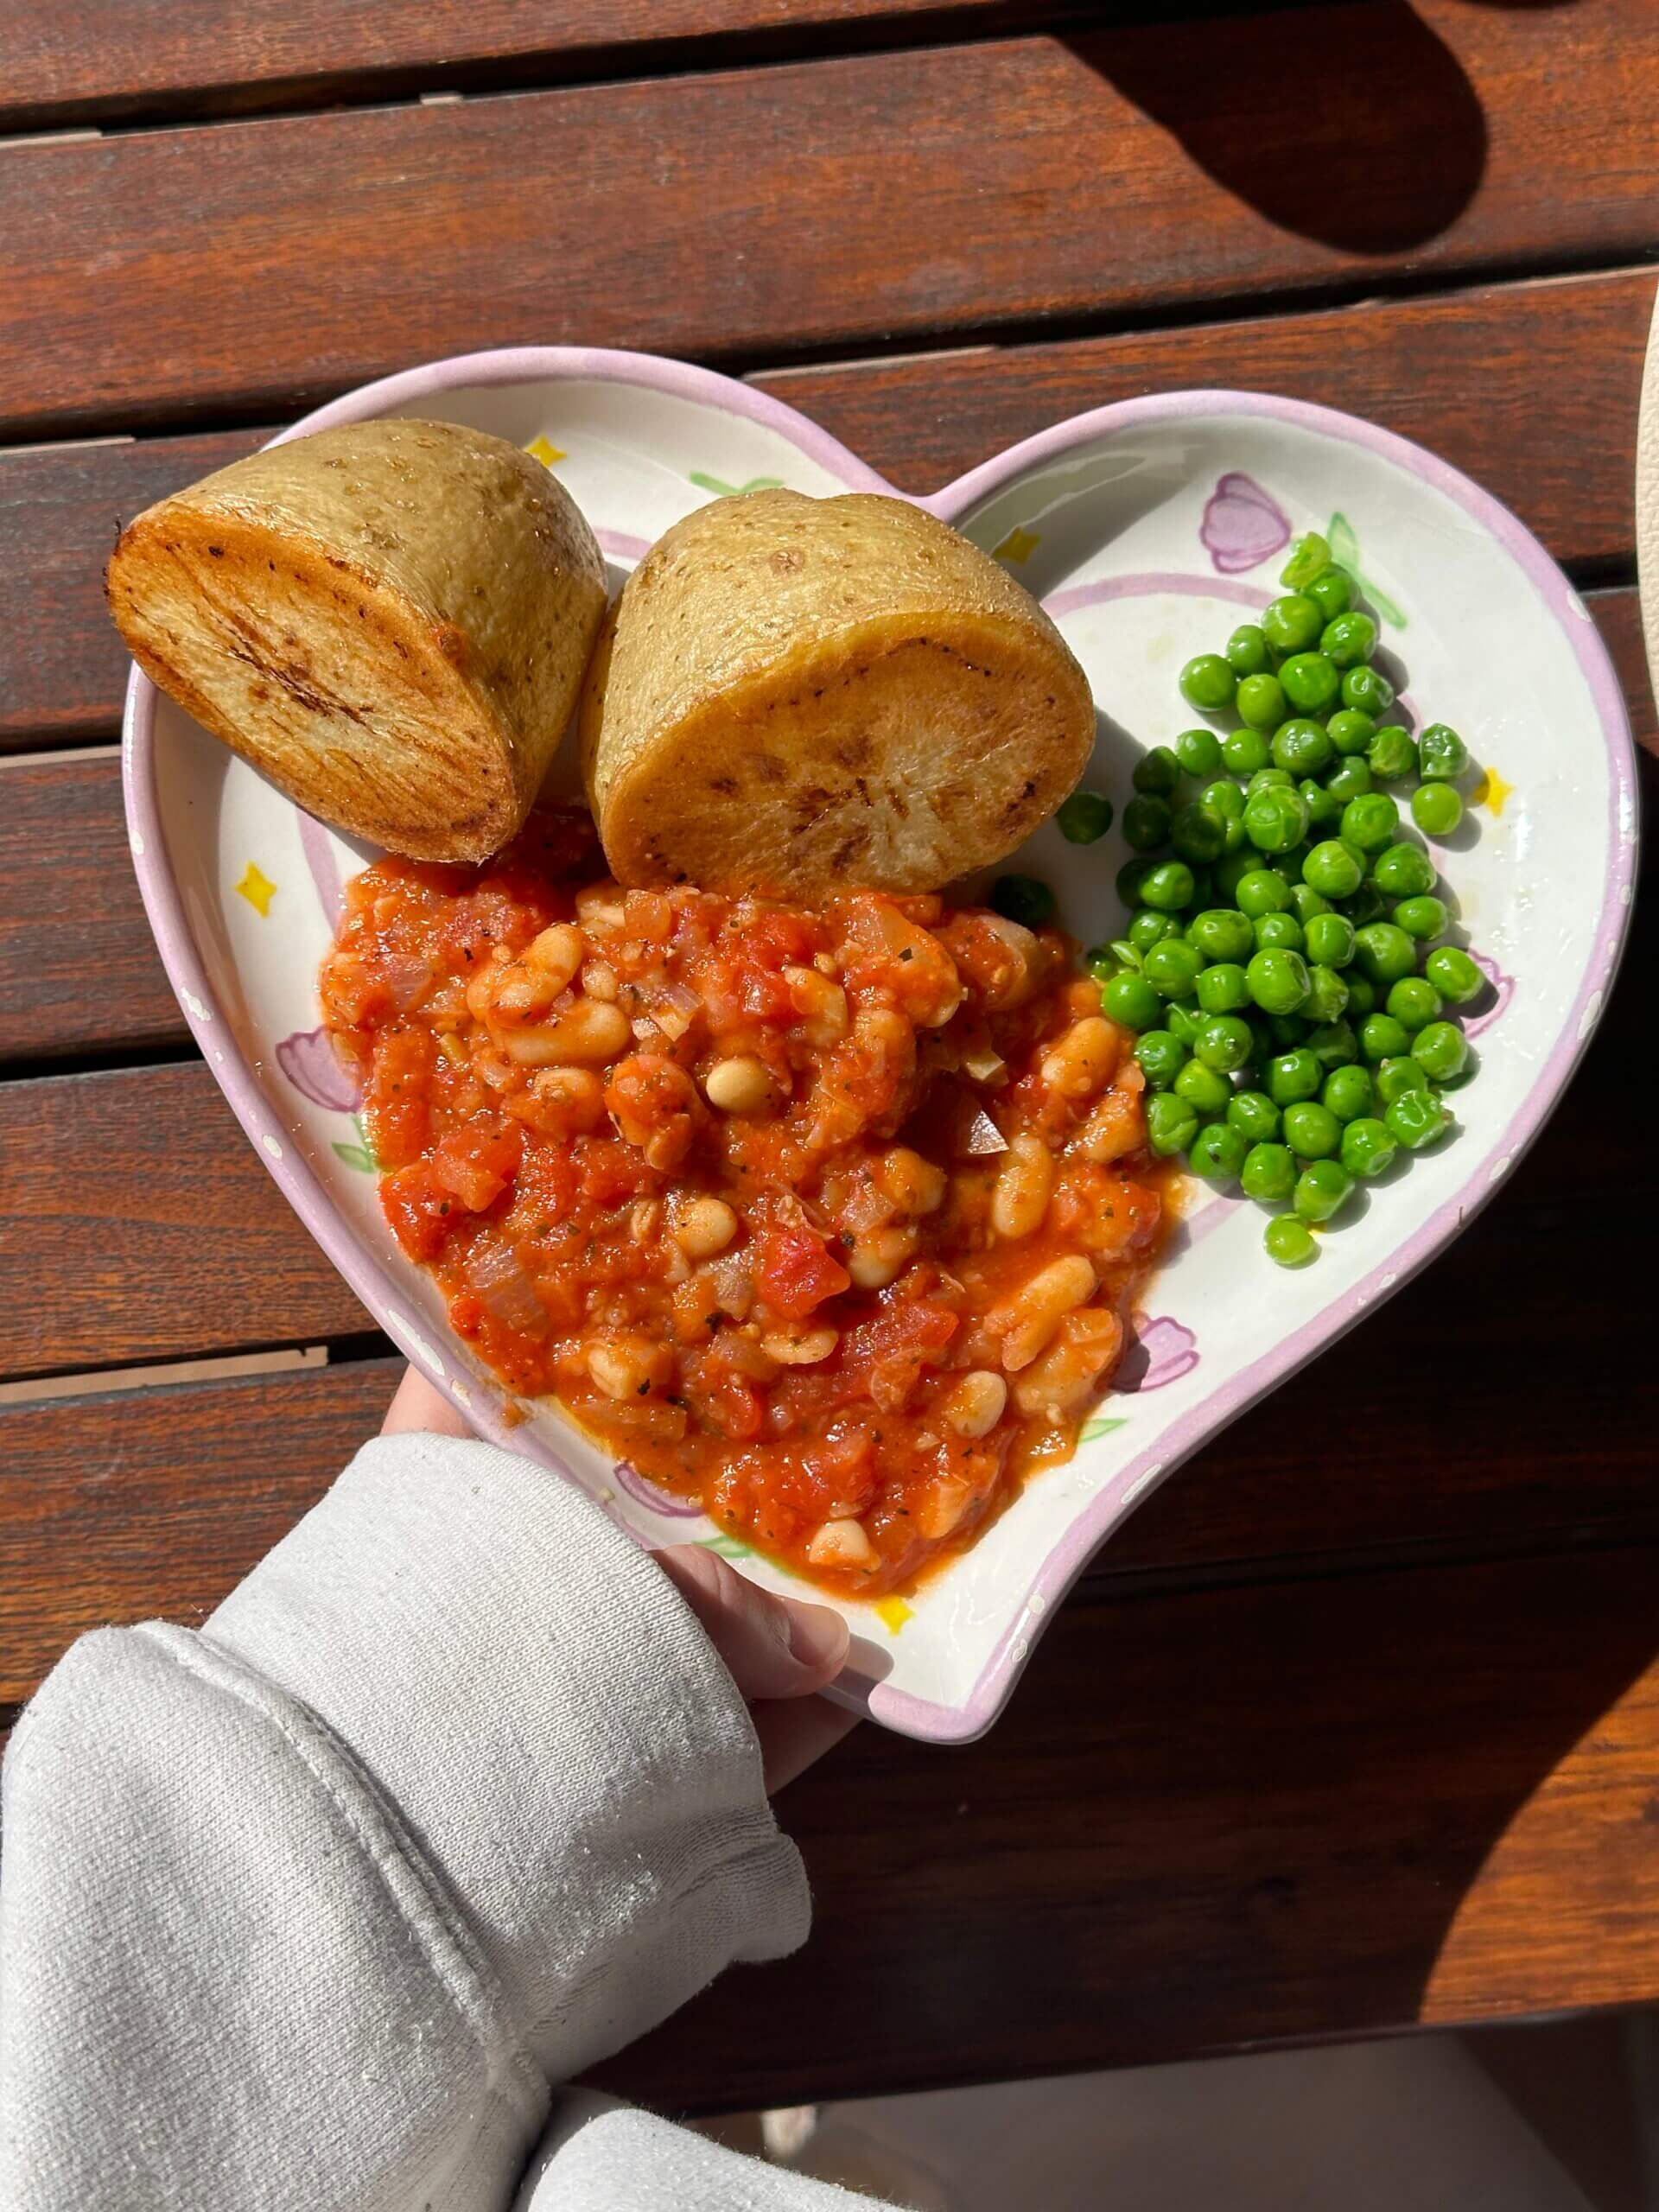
[122,346,1640,1742]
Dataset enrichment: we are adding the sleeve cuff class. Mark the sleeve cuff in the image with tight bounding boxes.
[207,1432,810,2081]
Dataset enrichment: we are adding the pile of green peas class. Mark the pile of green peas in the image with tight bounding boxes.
[1085,531,1482,1268]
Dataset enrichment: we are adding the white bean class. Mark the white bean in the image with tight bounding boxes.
[1040,1015,1121,1100]
[990,1132,1053,1241]
[523,922,584,992]
[671,1195,739,1262]
[805,1517,876,1569]
[847,1224,918,1290]
[503,997,632,1066]
[941,1369,1007,1438]
[875,1146,947,1216]
[760,1325,839,1365]
[703,1055,783,1116]
[996,1255,1097,1372]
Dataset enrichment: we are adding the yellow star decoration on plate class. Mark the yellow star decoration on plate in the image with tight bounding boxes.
[995,524,1040,565]
[874,1596,913,1634]
[235,862,276,917]
[1472,765,1514,816]
[524,435,567,467]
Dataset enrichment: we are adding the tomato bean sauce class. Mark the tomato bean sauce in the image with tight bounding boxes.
[321,806,1166,1596]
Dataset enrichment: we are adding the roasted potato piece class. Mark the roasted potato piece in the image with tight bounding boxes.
[580,488,1093,894]
[107,419,606,861]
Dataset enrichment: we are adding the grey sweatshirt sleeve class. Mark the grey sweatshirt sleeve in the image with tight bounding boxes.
[0,1431,868,2212]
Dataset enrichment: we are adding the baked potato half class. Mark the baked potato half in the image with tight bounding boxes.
[107,419,607,861]
[579,488,1093,894]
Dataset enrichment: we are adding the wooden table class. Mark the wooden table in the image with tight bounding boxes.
[3,0,1656,2116]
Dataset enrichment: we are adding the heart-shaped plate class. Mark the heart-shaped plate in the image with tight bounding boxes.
[124,349,1638,1740]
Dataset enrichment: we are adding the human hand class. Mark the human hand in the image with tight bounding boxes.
[383,1367,858,1789]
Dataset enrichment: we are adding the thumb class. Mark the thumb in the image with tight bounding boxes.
[655,1545,849,1702]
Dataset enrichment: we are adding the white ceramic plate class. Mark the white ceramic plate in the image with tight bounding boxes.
[124,349,1638,1741]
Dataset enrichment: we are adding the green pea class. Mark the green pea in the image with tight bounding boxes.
[1199,778,1244,823]
[1339,883,1388,929]
[1300,778,1340,828]
[1394,893,1448,941]
[1280,532,1332,591]
[1102,972,1161,1030]
[1248,948,1311,1015]
[1322,1064,1375,1123]
[1305,1020,1358,1070]
[1294,1159,1353,1223]
[1143,938,1206,998]
[1057,791,1114,844]
[1116,857,1154,908]
[1417,722,1470,781]
[1372,842,1438,900]
[1226,624,1270,676]
[1342,664,1395,715]
[1339,793,1400,854]
[1179,657,1235,714]
[1248,766,1295,793]
[1339,1116,1397,1180]
[1353,923,1418,986]
[1268,717,1331,778]
[1175,726,1225,779]
[1385,1089,1449,1151]
[1306,912,1356,968]
[1222,726,1271,777]
[1228,1090,1281,1143]
[1265,1214,1319,1267]
[1185,907,1253,963]
[1306,568,1352,620]
[1376,1056,1429,1106]
[1412,1019,1468,1082]
[1128,908,1182,952]
[1196,961,1252,1014]
[1425,945,1484,1004]
[1134,1030,1187,1089]
[1106,939,1141,974]
[1411,781,1464,837]
[1300,839,1363,899]
[1325,755,1374,804]
[1236,672,1287,731]
[1242,1141,1297,1203]
[1084,944,1117,982]
[1214,850,1257,900]
[1319,611,1377,668]
[1255,912,1306,953]
[991,874,1054,928]
[1359,1012,1412,1062]
[1195,1014,1254,1072]
[1344,972,1376,1016]
[1140,860,1197,912]
[1302,963,1351,1025]
[1283,1100,1341,1160]
[1262,594,1323,655]
[1243,785,1310,855]
[1268,1011,1313,1050]
[1166,1001,1204,1046]
[1146,1090,1200,1157]
[1278,652,1341,715]
[1122,795,1171,852]
[1173,1058,1232,1116]
[1267,1048,1322,1105]
[1132,745,1184,798]
[1172,801,1229,865]
[1288,882,1332,926]
[1236,869,1291,919]
[1190,1122,1249,1184]
[1326,708,1376,758]
[1368,724,1418,782]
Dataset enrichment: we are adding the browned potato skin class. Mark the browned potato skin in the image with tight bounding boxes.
[580,489,1094,895]
[107,419,607,861]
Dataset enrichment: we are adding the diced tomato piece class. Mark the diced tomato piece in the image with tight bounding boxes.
[365,1024,438,1167]
[755,1227,852,1320]
[741,966,801,1021]
[430,1125,523,1212]
[381,1163,456,1263]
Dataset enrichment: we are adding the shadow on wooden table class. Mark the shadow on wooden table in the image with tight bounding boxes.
[603,1545,1659,2114]
[1070,3,1488,255]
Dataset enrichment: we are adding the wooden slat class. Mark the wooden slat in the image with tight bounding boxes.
[0,1061,368,1377]
[3,3,1656,440]
[3,585,1648,1069]
[596,1547,1659,2107]
[5,268,1649,754]
[0,2,1117,132]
